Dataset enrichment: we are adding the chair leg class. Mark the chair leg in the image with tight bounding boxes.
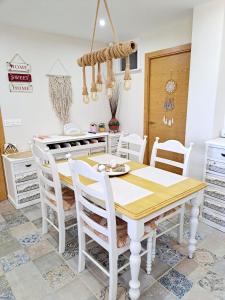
[58,216,66,254]
[146,231,153,275]
[41,202,48,234]
[78,224,86,273]
[178,205,185,244]
[109,253,118,300]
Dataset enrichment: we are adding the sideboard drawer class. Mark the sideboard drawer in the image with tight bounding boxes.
[207,160,225,175]
[13,160,36,174]
[18,190,41,205]
[208,146,225,161]
[202,207,225,228]
[204,196,225,215]
[15,171,38,184]
[204,187,225,202]
[205,173,225,188]
[16,181,39,194]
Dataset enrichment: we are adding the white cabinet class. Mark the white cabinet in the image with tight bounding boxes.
[2,152,40,209]
[201,138,225,232]
[34,132,121,159]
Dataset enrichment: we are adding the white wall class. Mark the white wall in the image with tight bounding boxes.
[117,14,193,136]
[0,25,111,151]
[186,0,225,178]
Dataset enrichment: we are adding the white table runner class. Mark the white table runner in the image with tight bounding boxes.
[131,166,186,187]
[89,177,153,206]
[88,154,129,165]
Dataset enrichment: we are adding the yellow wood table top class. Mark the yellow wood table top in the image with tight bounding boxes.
[57,155,206,220]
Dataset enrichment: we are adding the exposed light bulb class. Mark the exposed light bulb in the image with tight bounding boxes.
[107,88,113,98]
[99,19,106,27]
[124,80,131,91]
[83,95,90,104]
[91,92,98,101]
[97,83,103,92]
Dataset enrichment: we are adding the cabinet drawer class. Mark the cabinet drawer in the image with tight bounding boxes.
[208,146,225,161]
[205,173,225,188]
[204,196,225,215]
[16,181,39,194]
[15,171,38,184]
[207,160,225,175]
[13,160,36,174]
[18,190,40,204]
[204,187,225,202]
[202,207,225,227]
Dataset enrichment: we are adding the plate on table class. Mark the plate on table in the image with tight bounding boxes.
[94,164,130,177]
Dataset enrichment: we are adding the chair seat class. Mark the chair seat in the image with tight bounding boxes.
[49,187,75,211]
[87,214,157,248]
[145,207,181,230]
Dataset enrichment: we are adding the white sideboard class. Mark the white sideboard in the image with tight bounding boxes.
[34,132,121,159]
[3,152,41,209]
[201,138,225,232]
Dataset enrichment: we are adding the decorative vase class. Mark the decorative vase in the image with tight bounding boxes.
[108,116,120,132]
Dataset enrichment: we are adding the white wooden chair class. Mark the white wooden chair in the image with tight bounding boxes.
[117,132,147,163]
[68,159,155,300]
[147,137,193,269]
[32,144,76,253]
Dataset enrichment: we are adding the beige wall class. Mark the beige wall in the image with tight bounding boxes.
[0,25,110,151]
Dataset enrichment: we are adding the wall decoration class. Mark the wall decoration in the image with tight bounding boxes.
[4,143,18,154]
[108,81,120,132]
[47,59,73,128]
[7,54,33,93]
[162,78,177,127]
[77,0,137,103]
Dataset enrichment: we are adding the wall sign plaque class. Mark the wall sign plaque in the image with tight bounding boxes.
[9,83,33,93]
[7,54,33,93]
[8,73,32,82]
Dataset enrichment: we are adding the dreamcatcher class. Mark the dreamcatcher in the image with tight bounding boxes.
[162,78,177,127]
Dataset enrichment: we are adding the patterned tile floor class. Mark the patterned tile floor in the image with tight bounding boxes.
[0,200,225,300]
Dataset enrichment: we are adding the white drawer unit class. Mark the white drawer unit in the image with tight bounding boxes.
[108,133,121,155]
[2,151,41,209]
[201,138,225,232]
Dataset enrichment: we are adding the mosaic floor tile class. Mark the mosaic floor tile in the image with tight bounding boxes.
[32,217,42,229]
[0,201,15,214]
[22,204,42,221]
[175,258,199,277]
[156,242,185,267]
[62,239,79,260]
[25,239,54,260]
[147,257,171,280]
[0,228,14,245]
[2,211,29,228]
[6,261,51,300]
[0,275,15,300]
[193,248,217,269]
[159,269,193,299]
[119,268,155,293]
[19,233,41,247]
[98,283,128,300]
[0,239,21,259]
[140,281,177,300]
[0,250,30,273]
[55,278,94,300]
[42,263,76,290]
[10,222,38,239]
[199,270,225,294]
[200,231,225,257]
[34,251,65,275]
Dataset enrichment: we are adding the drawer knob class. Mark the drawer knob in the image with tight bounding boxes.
[25,164,32,167]
[221,153,225,157]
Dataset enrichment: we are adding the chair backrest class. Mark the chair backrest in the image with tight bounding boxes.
[117,132,147,163]
[150,137,193,176]
[32,144,64,212]
[68,159,117,250]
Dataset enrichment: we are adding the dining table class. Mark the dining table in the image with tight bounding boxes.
[56,153,206,300]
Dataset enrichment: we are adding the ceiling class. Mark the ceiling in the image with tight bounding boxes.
[0,0,210,42]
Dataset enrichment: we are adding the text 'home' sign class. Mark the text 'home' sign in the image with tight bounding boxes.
[7,54,33,93]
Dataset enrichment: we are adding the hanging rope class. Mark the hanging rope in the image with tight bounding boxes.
[77,0,137,100]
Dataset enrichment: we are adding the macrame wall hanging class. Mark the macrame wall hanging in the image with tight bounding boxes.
[163,76,177,127]
[47,59,73,127]
[77,0,137,104]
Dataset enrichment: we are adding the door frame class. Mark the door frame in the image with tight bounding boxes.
[143,43,191,164]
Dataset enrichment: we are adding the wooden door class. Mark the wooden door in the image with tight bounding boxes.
[0,109,7,200]
[144,44,191,173]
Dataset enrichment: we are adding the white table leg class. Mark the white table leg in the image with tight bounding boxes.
[128,220,144,300]
[188,192,202,258]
